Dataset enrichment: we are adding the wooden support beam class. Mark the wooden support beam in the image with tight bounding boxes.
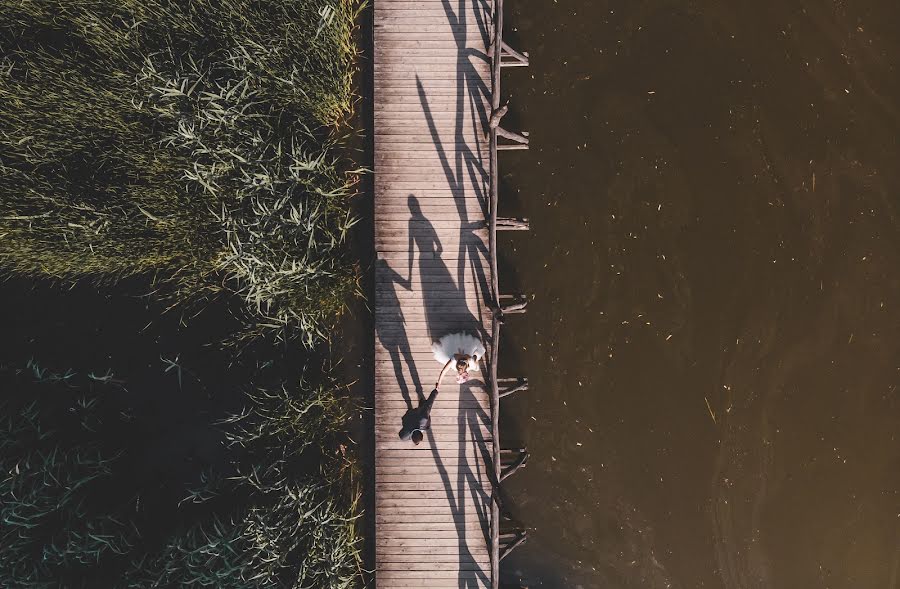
[498,378,528,398]
[497,127,529,145]
[499,294,528,315]
[500,449,529,481]
[488,104,508,130]
[500,447,526,456]
[500,300,527,314]
[497,143,529,151]
[496,217,530,231]
[500,40,529,67]
[499,531,527,561]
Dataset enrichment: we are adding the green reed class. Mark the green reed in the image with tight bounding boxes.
[124,478,361,589]
[0,394,135,587]
[0,362,362,588]
[0,0,364,345]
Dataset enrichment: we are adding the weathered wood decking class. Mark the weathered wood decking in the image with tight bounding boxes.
[374,0,496,587]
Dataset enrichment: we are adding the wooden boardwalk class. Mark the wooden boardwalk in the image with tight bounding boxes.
[374,0,496,587]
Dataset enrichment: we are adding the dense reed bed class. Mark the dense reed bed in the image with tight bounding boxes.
[0,362,361,588]
[0,0,364,345]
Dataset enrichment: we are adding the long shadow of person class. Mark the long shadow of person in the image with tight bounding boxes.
[375,257,422,411]
[407,194,484,341]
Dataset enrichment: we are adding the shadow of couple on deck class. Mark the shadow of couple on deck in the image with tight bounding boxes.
[376,195,488,410]
[376,194,494,587]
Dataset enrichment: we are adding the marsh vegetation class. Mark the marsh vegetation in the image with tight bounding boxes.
[0,0,363,345]
[1,362,360,588]
[0,1,366,586]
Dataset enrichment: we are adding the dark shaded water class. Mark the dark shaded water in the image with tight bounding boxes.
[496,1,900,587]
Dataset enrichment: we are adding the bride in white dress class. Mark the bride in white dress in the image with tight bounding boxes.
[432,332,486,386]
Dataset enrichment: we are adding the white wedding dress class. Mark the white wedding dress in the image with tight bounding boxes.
[431,332,485,371]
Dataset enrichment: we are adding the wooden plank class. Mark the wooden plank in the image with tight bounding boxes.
[374,453,491,465]
[376,441,492,452]
[375,419,490,430]
[372,369,490,381]
[372,386,489,395]
[379,568,490,587]
[372,199,486,211]
[372,294,492,306]
[373,394,485,407]
[374,251,485,261]
[376,531,487,541]
[374,64,491,72]
[377,552,487,562]
[374,196,488,204]
[375,493,489,504]
[374,318,490,330]
[375,258,490,271]
[372,278,491,291]
[373,394,491,405]
[374,576,489,586]
[371,583,488,589]
[378,562,486,571]
[377,564,486,573]
[372,369,490,382]
[376,558,485,568]
[372,401,491,412]
[374,462,489,471]
[375,91,490,100]
[377,565,488,577]
[372,399,491,410]
[373,480,491,490]
[375,419,491,440]
[375,540,488,551]
[374,270,488,282]
[372,107,486,115]
[373,409,490,420]
[374,479,489,487]
[375,408,490,418]
[375,511,485,528]
[374,177,488,187]
[373,22,488,30]
[374,433,490,444]
[372,374,487,384]
[373,93,489,102]
[372,105,486,114]
[376,498,489,510]
[377,522,486,532]
[375,512,487,522]
[376,482,490,492]
[376,552,486,570]
[374,481,490,491]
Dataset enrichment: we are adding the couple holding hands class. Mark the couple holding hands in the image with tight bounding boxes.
[398,332,486,445]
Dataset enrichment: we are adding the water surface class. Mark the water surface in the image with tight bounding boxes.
[496,2,900,587]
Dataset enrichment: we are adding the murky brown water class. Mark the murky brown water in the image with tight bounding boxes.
[495,1,900,587]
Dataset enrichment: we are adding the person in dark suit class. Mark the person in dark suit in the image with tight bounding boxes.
[398,388,439,445]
